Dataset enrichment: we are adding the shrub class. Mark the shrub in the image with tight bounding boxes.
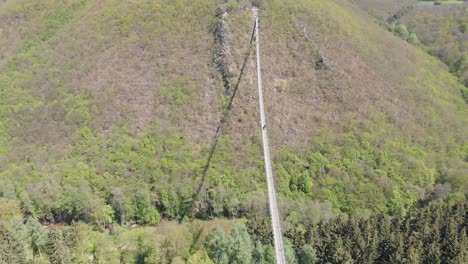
[395,24,409,39]
[225,0,238,12]
[407,33,420,44]
[388,22,396,32]
[251,0,262,8]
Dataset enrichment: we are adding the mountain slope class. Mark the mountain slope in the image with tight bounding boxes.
[0,0,467,216]
[0,0,467,261]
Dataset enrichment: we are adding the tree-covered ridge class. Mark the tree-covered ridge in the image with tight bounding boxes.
[400,4,468,87]
[0,0,467,263]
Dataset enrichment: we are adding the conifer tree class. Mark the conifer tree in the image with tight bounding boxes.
[25,217,48,259]
[0,224,26,264]
[47,227,71,264]
[252,241,275,264]
[298,244,318,264]
[206,227,228,263]
[226,224,253,263]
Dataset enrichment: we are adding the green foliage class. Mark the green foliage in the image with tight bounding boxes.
[133,187,161,225]
[225,0,238,12]
[92,204,115,229]
[74,225,119,263]
[25,217,48,259]
[284,238,298,264]
[388,22,397,32]
[0,199,21,225]
[398,4,467,86]
[0,0,465,227]
[285,201,468,264]
[299,244,318,264]
[46,228,71,264]
[274,120,444,215]
[135,234,158,264]
[37,0,87,42]
[110,188,127,225]
[0,0,466,262]
[407,33,420,44]
[251,0,263,8]
[159,80,195,108]
[188,250,214,264]
[395,23,409,39]
[388,22,421,46]
[0,224,26,264]
[252,241,276,264]
[206,223,253,263]
[226,223,254,263]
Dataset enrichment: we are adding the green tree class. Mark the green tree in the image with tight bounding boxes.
[61,180,100,223]
[0,224,26,264]
[407,33,420,45]
[284,238,298,264]
[135,235,158,264]
[206,227,228,263]
[252,241,275,264]
[92,204,114,230]
[225,223,253,263]
[0,198,22,224]
[133,188,161,225]
[188,250,214,264]
[299,244,318,264]
[47,227,71,264]
[395,24,409,39]
[25,217,48,259]
[206,224,253,264]
[111,188,127,225]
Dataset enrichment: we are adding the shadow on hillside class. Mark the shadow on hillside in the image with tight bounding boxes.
[178,22,257,223]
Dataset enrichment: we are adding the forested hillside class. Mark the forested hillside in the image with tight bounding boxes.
[354,0,467,87]
[399,3,467,87]
[0,0,467,263]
